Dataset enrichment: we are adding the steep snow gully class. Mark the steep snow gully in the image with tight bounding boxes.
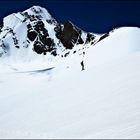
[0,6,140,139]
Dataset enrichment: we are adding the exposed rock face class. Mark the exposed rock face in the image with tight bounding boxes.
[0,21,3,32]
[27,19,56,55]
[27,30,38,41]
[54,21,84,49]
[33,41,46,54]
[0,41,8,57]
[34,21,45,31]
[85,33,95,43]
[98,33,109,42]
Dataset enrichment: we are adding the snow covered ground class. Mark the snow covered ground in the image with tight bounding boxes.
[0,27,140,138]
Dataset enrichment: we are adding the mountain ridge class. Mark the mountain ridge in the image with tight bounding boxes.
[0,6,100,60]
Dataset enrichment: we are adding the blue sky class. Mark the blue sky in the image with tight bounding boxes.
[0,0,140,33]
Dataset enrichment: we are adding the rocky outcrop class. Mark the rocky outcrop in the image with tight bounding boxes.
[85,33,95,43]
[26,20,56,55]
[98,33,109,42]
[54,21,84,49]
[27,30,38,41]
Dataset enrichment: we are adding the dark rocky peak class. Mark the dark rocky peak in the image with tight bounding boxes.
[54,20,84,49]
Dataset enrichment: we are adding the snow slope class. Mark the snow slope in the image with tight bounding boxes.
[0,27,140,138]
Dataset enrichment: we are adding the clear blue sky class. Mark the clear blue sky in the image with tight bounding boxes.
[0,0,140,33]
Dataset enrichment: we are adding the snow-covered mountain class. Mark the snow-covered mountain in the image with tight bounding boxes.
[0,6,98,63]
[0,6,140,139]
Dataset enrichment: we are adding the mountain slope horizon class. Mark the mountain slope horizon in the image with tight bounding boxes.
[0,5,139,64]
[0,5,140,139]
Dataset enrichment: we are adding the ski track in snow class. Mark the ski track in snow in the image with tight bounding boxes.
[13,67,55,74]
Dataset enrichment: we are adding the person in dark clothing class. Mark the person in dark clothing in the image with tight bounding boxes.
[81,60,85,71]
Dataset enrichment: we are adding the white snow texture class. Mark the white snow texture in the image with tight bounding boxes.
[0,6,140,139]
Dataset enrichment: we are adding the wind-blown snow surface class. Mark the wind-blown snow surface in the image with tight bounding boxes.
[0,27,140,138]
